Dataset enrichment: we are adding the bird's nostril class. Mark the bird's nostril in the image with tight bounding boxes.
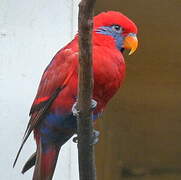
[121,48,125,53]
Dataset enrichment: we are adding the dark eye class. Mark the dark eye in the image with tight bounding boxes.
[112,25,122,33]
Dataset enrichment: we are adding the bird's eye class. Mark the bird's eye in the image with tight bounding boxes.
[112,25,122,33]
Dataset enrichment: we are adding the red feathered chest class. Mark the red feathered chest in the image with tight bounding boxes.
[92,45,126,111]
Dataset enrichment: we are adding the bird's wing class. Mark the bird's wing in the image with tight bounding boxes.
[13,46,78,167]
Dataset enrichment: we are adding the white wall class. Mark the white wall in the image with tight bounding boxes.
[0,0,80,179]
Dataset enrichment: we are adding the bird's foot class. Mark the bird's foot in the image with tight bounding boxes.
[72,129,100,145]
[72,99,97,117]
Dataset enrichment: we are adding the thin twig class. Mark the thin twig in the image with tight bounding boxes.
[77,0,96,180]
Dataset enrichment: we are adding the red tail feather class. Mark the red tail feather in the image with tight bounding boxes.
[33,142,60,180]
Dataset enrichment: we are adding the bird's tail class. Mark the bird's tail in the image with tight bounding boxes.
[32,142,60,180]
[22,152,37,174]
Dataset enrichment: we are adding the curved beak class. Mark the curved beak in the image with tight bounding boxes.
[123,33,138,55]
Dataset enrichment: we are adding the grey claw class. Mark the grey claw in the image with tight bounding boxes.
[91,99,97,109]
[72,102,79,117]
[73,136,78,143]
[91,129,100,145]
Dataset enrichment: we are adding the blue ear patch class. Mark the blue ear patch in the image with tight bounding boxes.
[96,26,124,51]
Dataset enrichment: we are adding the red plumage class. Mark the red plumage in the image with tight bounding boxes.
[94,11,137,34]
[14,11,138,180]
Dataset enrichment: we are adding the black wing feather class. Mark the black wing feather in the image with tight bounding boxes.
[13,87,63,167]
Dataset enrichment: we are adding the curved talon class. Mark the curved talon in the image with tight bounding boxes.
[72,102,79,117]
[91,99,97,109]
[93,129,100,137]
[73,136,78,143]
[91,129,100,145]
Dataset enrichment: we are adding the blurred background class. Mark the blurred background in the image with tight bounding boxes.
[95,0,181,180]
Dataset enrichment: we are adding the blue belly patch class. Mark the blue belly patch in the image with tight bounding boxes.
[40,111,101,147]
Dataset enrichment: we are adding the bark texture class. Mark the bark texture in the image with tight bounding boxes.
[77,0,96,180]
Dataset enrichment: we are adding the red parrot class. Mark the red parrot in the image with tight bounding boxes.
[14,11,138,180]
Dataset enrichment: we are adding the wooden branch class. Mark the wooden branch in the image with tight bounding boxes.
[77,0,96,180]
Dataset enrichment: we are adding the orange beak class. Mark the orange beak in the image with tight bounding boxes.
[123,33,138,55]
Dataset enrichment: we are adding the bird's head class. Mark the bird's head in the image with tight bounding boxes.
[94,11,138,55]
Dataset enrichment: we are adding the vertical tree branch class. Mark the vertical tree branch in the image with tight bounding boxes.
[77,0,96,180]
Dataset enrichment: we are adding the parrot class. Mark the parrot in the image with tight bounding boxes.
[13,11,138,180]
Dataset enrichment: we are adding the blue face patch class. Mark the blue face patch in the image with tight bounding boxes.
[96,25,124,51]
